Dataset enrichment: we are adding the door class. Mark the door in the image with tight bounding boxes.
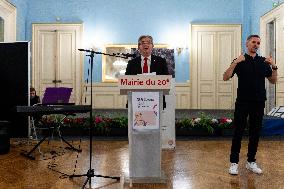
[263,20,277,112]
[0,0,16,42]
[260,4,284,109]
[277,25,284,105]
[191,24,241,109]
[32,24,83,104]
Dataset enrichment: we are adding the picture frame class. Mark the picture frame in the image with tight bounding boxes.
[102,44,136,82]
[102,44,173,82]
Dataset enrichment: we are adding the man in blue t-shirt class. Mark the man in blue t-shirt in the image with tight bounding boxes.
[223,35,278,175]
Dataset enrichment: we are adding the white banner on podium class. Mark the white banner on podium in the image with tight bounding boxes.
[132,92,159,130]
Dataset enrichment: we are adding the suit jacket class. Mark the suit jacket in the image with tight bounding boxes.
[125,55,169,75]
[125,54,169,109]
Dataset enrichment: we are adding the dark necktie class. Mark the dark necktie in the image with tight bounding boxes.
[143,57,148,73]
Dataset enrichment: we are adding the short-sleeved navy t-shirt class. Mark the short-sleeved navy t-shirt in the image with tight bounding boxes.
[232,53,272,102]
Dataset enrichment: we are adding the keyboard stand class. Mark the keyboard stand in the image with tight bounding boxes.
[58,114,82,152]
[21,114,82,160]
[21,134,49,160]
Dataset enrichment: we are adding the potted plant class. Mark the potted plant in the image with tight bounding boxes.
[217,117,234,136]
[108,116,128,136]
[60,116,88,136]
[176,112,215,136]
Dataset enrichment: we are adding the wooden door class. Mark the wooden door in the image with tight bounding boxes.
[32,24,83,104]
[191,24,241,109]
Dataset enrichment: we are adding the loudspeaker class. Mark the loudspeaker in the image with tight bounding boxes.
[0,121,10,154]
[0,42,30,137]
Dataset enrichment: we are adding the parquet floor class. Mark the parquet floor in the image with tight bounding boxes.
[0,137,283,189]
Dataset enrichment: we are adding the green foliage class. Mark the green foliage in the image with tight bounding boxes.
[92,115,128,134]
[218,122,233,129]
[176,112,233,134]
[175,118,193,129]
[110,117,128,128]
[41,112,233,135]
[196,112,214,134]
[176,112,214,134]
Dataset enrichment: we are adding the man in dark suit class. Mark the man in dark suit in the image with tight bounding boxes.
[125,35,169,109]
[125,35,169,75]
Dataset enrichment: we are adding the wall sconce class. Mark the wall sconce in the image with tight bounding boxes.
[272,0,280,7]
[168,43,188,56]
[176,47,184,55]
[174,44,188,56]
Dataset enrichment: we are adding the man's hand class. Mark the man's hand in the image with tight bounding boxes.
[265,55,276,67]
[223,54,244,81]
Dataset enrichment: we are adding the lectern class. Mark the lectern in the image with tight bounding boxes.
[118,75,172,183]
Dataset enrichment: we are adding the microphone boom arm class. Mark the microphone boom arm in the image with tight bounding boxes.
[78,49,135,59]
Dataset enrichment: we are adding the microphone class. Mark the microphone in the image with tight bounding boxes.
[121,53,136,58]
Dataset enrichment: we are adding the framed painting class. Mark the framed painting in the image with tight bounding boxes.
[102,44,174,82]
[102,45,136,82]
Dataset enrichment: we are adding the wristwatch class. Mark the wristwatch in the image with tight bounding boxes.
[272,65,278,70]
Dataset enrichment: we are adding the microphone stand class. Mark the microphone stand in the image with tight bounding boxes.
[69,49,128,188]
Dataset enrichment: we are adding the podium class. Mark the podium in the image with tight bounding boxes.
[118,75,172,183]
[161,78,176,149]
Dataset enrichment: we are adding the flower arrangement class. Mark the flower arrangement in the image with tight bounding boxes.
[176,112,234,134]
[176,112,214,134]
[39,112,233,136]
[217,117,233,129]
[63,117,88,127]
[38,114,127,134]
[191,112,215,133]
[91,115,128,135]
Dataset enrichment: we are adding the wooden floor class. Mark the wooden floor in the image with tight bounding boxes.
[0,137,283,189]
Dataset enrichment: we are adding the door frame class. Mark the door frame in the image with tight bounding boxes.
[32,23,84,104]
[190,24,241,109]
[0,0,16,41]
[260,3,284,109]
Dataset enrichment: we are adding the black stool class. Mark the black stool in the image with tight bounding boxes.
[0,121,10,154]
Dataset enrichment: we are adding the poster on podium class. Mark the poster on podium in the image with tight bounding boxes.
[132,92,159,130]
